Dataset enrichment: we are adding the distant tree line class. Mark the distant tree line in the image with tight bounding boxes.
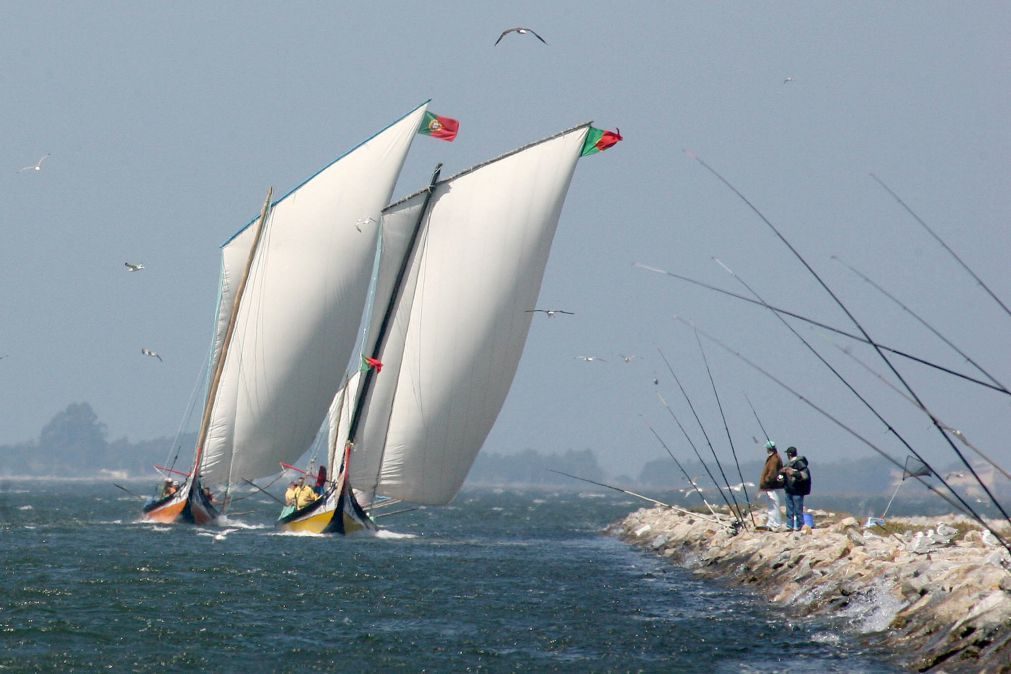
[0,402,185,477]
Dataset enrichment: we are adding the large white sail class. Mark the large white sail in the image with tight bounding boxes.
[197,102,430,486]
[350,124,590,505]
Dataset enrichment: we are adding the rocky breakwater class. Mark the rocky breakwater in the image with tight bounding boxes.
[609,507,1011,672]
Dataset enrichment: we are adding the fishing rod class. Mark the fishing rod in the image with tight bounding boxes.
[870,173,1011,320]
[830,341,1011,481]
[655,363,744,525]
[548,469,728,525]
[642,418,722,520]
[371,507,418,519]
[709,256,1007,545]
[832,255,1010,395]
[694,331,756,526]
[634,262,1007,396]
[677,318,1001,537]
[689,151,1011,528]
[744,393,771,444]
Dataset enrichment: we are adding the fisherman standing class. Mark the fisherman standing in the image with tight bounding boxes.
[759,441,784,530]
[780,446,811,531]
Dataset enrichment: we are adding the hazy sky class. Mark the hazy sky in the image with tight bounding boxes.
[3,2,1008,480]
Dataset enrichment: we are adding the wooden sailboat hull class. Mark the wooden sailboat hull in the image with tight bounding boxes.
[277,483,374,535]
[141,483,218,525]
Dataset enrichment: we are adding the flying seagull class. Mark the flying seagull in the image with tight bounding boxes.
[526,309,573,318]
[619,354,638,363]
[141,348,163,362]
[495,27,547,45]
[783,76,795,84]
[575,355,606,363]
[124,262,145,272]
[18,154,50,173]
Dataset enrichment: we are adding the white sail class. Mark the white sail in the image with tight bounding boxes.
[350,124,590,505]
[197,102,430,486]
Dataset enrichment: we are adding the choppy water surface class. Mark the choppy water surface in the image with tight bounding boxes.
[0,482,900,672]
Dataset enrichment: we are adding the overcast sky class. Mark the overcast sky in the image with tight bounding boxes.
[2,2,1008,480]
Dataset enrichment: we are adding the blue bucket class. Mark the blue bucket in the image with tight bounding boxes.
[803,513,815,528]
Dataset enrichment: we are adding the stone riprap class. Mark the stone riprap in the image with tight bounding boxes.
[609,507,1011,672]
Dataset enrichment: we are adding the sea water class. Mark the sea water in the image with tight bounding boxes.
[0,482,901,672]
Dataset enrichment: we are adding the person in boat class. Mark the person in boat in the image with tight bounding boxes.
[758,441,784,530]
[313,466,327,496]
[780,446,811,531]
[202,485,215,505]
[284,480,299,507]
[285,476,318,510]
[159,479,173,498]
[293,476,318,509]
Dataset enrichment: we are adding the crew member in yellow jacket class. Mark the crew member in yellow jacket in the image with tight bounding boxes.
[285,476,318,510]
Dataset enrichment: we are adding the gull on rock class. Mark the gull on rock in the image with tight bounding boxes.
[495,27,547,45]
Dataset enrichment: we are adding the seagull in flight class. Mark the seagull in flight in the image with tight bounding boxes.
[526,309,573,318]
[141,348,163,362]
[619,354,638,363]
[783,76,795,84]
[124,262,145,272]
[575,355,606,363]
[18,154,50,173]
[495,27,547,45]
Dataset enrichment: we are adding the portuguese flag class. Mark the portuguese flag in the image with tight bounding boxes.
[581,127,622,156]
[418,112,459,142]
[361,356,383,373]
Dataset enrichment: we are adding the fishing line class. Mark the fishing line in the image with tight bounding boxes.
[634,262,1006,396]
[642,417,722,519]
[689,152,1010,532]
[709,256,1006,547]
[694,331,756,526]
[655,349,743,524]
[832,255,1010,395]
[870,173,1011,319]
[679,316,979,523]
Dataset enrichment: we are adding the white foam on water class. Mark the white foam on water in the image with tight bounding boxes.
[374,528,415,540]
[17,505,33,511]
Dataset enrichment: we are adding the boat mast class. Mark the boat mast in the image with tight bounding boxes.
[342,164,443,458]
[192,188,274,487]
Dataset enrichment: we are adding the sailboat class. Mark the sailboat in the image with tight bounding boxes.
[278,122,618,534]
[141,102,433,525]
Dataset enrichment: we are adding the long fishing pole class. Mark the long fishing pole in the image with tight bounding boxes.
[642,418,722,519]
[689,152,1011,528]
[634,262,1007,396]
[832,255,1010,395]
[678,317,989,529]
[694,332,756,526]
[709,256,1006,544]
[870,173,1011,320]
[743,393,771,444]
[548,469,727,525]
[830,341,1011,481]
[655,351,744,524]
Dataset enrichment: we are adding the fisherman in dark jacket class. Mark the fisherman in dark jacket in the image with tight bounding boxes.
[780,446,811,531]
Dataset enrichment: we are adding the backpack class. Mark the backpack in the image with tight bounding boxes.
[792,458,811,496]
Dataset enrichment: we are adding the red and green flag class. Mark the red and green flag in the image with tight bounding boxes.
[418,111,459,142]
[361,356,383,373]
[581,127,622,156]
